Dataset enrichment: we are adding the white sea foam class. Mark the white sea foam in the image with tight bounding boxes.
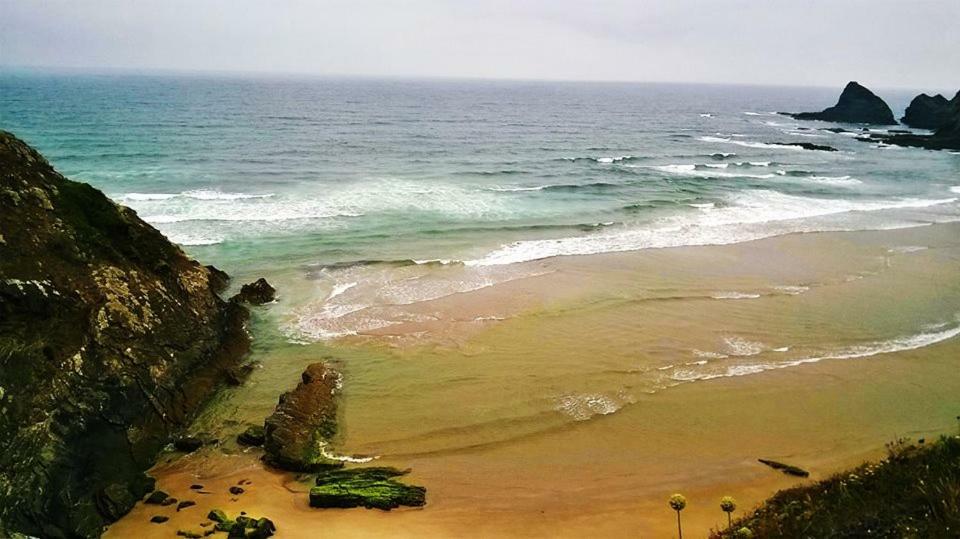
[596,155,634,164]
[712,292,761,300]
[723,336,765,356]
[888,246,927,254]
[328,281,357,300]
[951,186,960,194]
[556,393,627,421]
[117,190,274,202]
[673,321,960,383]
[466,190,958,266]
[805,175,863,186]
[693,349,729,359]
[487,185,552,192]
[652,163,775,179]
[773,285,810,295]
[699,113,714,118]
[698,135,806,150]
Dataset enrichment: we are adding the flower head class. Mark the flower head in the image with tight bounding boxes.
[735,527,754,538]
[668,493,687,511]
[720,496,737,513]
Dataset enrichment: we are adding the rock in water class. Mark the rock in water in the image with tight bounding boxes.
[870,90,960,150]
[231,277,276,305]
[786,81,896,125]
[309,467,426,510]
[263,362,341,471]
[237,424,266,446]
[0,131,251,538]
[901,93,951,129]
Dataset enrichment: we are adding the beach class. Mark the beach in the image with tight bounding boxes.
[106,221,960,537]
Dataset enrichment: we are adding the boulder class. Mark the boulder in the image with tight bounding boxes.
[231,278,276,305]
[263,363,341,471]
[758,458,810,477]
[900,93,951,129]
[238,424,266,446]
[0,131,251,538]
[786,81,896,125]
[309,467,426,510]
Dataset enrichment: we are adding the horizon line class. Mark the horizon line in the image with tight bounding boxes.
[1,63,955,93]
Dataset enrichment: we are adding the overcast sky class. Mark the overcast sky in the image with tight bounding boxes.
[1,0,958,88]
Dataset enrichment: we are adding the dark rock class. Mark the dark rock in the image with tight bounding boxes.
[901,93,951,129]
[309,467,426,510]
[176,500,196,511]
[251,517,277,538]
[238,425,266,446]
[759,458,810,477]
[770,142,838,152]
[144,490,170,505]
[229,486,245,495]
[174,436,205,453]
[150,515,170,524]
[263,363,341,472]
[230,278,276,305]
[207,508,228,523]
[224,362,256,386]
[876,90,960,150]
[95,483,137,522]
[160,497,178,506]
[0,131,252,538]
[190,484,204,490]
[205,265,230,294]
[786,81,896,125]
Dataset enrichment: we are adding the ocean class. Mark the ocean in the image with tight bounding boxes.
[7,70,960,537]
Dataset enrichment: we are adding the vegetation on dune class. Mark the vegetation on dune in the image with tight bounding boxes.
[711,434,960,538]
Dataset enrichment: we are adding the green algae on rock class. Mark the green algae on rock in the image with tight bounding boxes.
[309,467,427,510]
[262,362,342,471]
[0,130,251,537]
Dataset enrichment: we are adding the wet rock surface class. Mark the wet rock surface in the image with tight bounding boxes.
[263,362,341,471]
[309,467,427,510]
[0,130,251,537]
[230,278,276,305]
[785,81,896,125]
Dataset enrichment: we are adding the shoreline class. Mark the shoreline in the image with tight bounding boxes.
[108,221,960,537]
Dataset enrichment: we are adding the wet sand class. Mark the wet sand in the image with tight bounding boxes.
[108,222,960,538]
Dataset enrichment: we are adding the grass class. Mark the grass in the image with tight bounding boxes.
[711,434,960,538]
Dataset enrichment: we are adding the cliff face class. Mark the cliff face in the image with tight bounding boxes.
[0,131,249,537]
[878,91,960,150]
[787,81,896,125]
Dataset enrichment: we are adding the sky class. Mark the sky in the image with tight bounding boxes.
[1,0,958,89]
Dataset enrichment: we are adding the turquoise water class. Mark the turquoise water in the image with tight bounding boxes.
[4,71,959,277]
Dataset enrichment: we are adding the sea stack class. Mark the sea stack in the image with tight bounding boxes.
[868,90,960,150]
[786,81,896,125]
[0,131,251,537]
[900,93,952,129]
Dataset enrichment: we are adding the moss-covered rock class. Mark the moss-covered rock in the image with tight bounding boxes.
[309,467,426,510]
[237,424,265,446]
[263,363,341,471]
[0,130,251,537]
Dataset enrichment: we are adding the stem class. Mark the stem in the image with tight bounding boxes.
[676,510,683,539]
[727,512,732,529]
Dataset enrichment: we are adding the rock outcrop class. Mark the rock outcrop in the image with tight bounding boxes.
[0,131,250,537]
[864,91,960,151]
[230,278,276,305]
[309,467,426,510]
[785,81,896,125]
[263,362,340,471]
[900,93,952,129]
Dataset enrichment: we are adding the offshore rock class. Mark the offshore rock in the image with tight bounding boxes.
[230,278,276,305]
[866,91,960,151]
[263,363,341,472]
[785,81,896,125]
[309,467,426,510]
[0,131,251,537]
[900,93,951,129]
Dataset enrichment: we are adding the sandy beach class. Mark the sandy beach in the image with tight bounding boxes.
[107,222,960,538]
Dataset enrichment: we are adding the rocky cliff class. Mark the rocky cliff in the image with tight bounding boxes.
[786,81,896,125]
[0,131,250,537]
